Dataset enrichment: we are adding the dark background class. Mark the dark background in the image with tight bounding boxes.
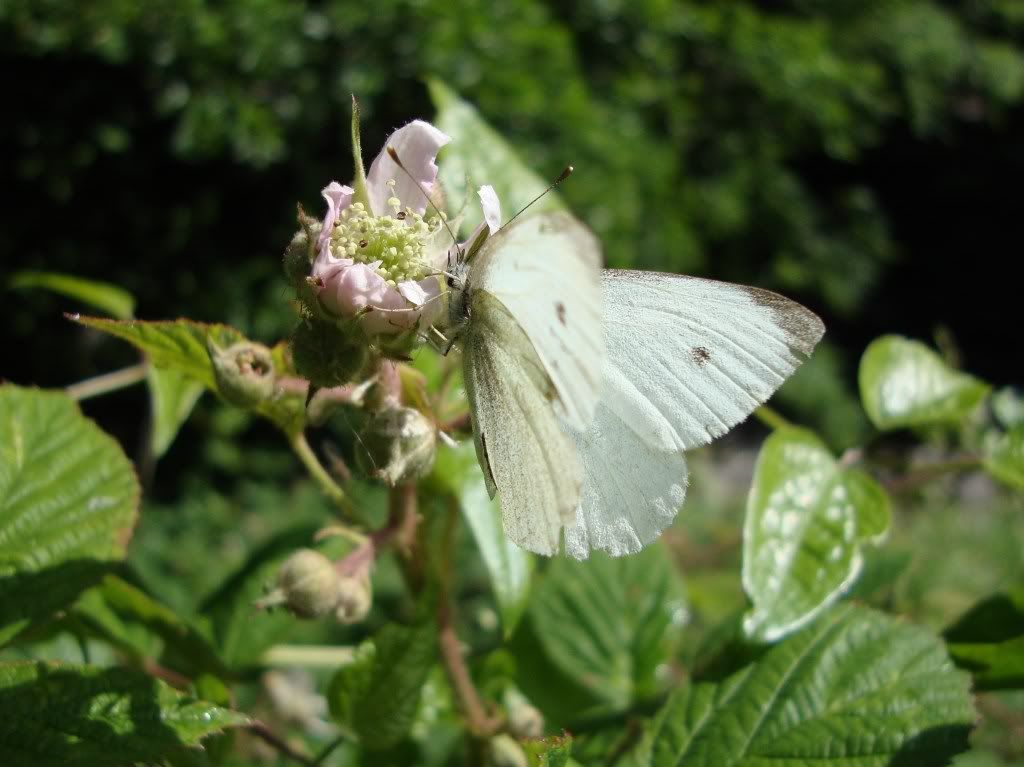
[3,0,1022,460]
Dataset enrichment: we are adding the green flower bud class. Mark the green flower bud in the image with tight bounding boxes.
[272,548,343,619]
[208,340,275,408]
[487,734,528,767]
[283,227,319,290]
[360,406,437,486]
[290,318,369,389]
[504,688,544,739]
[334,573,372,624]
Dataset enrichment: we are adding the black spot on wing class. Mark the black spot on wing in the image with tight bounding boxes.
[555,301,566,326]
[692,346,712,367]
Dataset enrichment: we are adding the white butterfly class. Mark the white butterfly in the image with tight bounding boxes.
[563,269,825,559]
[442,200,605,555]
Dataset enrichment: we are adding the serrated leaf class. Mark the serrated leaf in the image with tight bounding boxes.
[147,367,204,458]
[73,575,227,679]
[327,621,437,750]
[0,661,247,767]
[983,425,1024,491]
[10,271,135,320]
[432,442,531,637]
[637,605,975,767]
[859,335,990,429]
[0,386,139,645]
[73,316,304,435]
[428,79,566,237]
[742,427,890,643]
[945,586,1024,690]
[525,546,684,713]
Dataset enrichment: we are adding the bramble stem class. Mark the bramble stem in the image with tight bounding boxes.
[247,721,315,767]
[289,431,364,525]
[66,362,148,400]
[884,454,984,493]
[260,644,355,668]
[752,405,791,431]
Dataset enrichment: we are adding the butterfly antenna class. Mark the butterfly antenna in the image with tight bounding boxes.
[386,146,462,256]
[497,165,573,234]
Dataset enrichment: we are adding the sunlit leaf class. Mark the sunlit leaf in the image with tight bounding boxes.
[147,367,204,458]
[636,605,975,767]
[327,621,436,750]
[524,546,684,713]
[431,442,531,637]
[523,733,573,766]
[72,316,304,435]
[429,78,566,237]
[0,661,247,767]
[858,335,989,429]
[10,271,135,320]
[742,427,890,642]
[983,425,1024,491]
[0,386,139,645]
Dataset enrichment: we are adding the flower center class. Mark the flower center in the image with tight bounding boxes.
[328,184,443,286]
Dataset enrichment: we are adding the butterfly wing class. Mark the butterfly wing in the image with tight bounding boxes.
[471,211,604,431]
[565,270,825,558]
[464,291,583,555]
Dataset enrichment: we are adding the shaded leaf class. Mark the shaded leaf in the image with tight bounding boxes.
[429,79,565,237]
[524,733,573,766]
[983,425,1024,491]
[10,271,135,320]
[859,335,989,429]
[525,546,683,713]
[72,316,304,435]
[637,605,975,767]
[432,442,531,637]
[327,621,437,750]
[742,427,890,642]
[0,661,247,767]
[945,586,1024,690]
[0,386,139,645]
[147,367,204,458]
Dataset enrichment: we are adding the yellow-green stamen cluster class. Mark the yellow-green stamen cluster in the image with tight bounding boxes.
[329,182,443,287]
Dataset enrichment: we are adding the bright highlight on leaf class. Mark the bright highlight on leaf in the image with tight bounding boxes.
[637,605,976,767]
[0,386,139,646]
[10,270,136,320]
[859,335,990,429]
[743,427,890,642]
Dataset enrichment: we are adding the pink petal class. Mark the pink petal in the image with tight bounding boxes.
[317,182,355,255]
[366,120,451,217]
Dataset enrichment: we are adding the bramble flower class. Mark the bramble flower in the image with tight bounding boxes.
[310,120,455,336]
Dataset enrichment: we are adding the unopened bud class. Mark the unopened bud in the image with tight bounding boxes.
[209,340,275,408]
[265,549,343,619]
[504,688,544,739]
[290,319,369,389]
[360,406,437,485]
[283,227,319,289]
[487,734,528,767]
[334,573,372,624]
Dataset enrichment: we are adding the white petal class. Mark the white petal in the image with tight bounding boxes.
[366,120,451,217]
[478,185,502,233]
[317,182,354,255]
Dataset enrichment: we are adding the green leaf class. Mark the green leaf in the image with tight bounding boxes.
[637,605,975,767]
[0,661,247,767]
[72,316,304,435]
[525,546,684,713]
[858,335,990,429]
[73,575,227,678]
[431,442,531,637]
[428,79,566,236]
[524,733,573,766]
[147,367,204,458]
[742,427,890,642]
[10,271,135,320]
[0,386,139,645]
[983,425,1024,491]
[945,586,1024,690]
[327,621,437,750]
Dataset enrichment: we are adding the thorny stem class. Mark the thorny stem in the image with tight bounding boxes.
[289,431,365,527]
[883,454,984,494]
[436,501,501,738]
[66,362,148,400]
[246,721,316,767]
